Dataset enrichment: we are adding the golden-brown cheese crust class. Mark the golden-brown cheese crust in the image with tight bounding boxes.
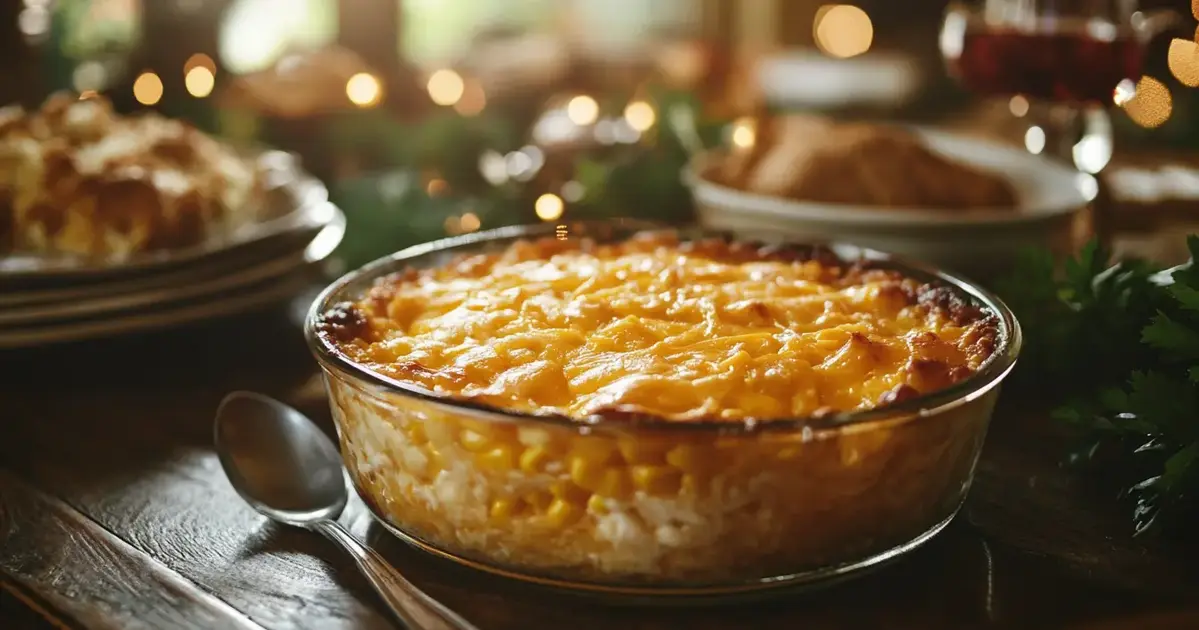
[318,232,1000,422]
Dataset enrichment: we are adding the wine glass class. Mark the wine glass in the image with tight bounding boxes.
[939,0,1185,173]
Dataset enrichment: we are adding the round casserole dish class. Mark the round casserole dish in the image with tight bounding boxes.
[304,219,1021,598]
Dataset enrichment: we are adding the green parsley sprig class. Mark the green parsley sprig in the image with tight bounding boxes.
[996,237,1199,537]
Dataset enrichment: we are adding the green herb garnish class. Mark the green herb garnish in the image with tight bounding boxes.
[996,237,1199,536]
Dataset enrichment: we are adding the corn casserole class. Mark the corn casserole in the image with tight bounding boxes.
[311,228,1013,589]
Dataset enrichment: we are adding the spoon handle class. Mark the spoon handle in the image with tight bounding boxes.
[313,520,479,630]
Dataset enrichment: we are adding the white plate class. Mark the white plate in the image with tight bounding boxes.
[0,202,343,309]
[687,128,1097,227]
[0,151,329,280]
[0,204,344,328]
[0,271,313,349]
[687,127,1095,277]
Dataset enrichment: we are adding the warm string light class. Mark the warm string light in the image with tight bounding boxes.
[814,5,873,59]
[1120,76,1172,129]
[346,72,382,107]
[623,100,656,132]
[1167,38,1199,88]
[1024,126,1046,154]
[730,117,756,150]
[535,193,565,221]
[1008,95,1029,117]
[185,67,215,97]
[454,78,486,116]
[425,177,448,197]
[566,95,599,126]
[445,212,482,235]
[133,72,163,106]
[184,53,216,74]
[427,69,465,106]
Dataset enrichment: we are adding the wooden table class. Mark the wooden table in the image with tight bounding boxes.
[3,293,1199,630]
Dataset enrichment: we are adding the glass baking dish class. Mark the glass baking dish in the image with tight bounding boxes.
[304,219,1021,598]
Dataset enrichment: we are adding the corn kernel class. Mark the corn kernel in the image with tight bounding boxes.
[594,468,632,499]
[568,455,606,490]
[545,498,582,527]
[665,444,711,472]
[477,445,516,471]
[517,427,553,447]
[425,446,446,475]
[550,480,589,503]
[571,438,617,462]
[519,445,552,473]
[617,438,670,464]
[631,465,682,495]
[459,429,492,452]
[490,498,516,520]
[404,422,428,445]
[525,490,552,511]
[586,494,609,515]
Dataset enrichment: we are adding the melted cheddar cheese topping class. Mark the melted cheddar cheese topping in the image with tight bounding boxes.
[323,233,998,422]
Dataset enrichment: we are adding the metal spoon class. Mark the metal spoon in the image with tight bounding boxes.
[214,390,478,630]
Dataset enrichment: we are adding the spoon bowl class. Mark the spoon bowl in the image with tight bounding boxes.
[213,390,479,630]
[215,391,347,524]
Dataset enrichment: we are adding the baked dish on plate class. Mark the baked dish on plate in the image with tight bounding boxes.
[688,116,1094,277]
[707,114,1018,210]
[307,221,1021,596]
[0,92,269,262]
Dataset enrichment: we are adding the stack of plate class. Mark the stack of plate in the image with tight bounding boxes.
[0,151,346,349]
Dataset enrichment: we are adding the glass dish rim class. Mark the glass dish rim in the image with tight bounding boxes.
[304,218,1022,435]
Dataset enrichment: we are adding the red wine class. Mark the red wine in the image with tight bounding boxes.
[946,21,1145,104]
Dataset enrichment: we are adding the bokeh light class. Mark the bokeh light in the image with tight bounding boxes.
[185,67,215,98]
[1008,95,1029,117]
[624,101,656,132]
[535,193,565,221]
[72,61,107,93]
[427,69,465,106]
[454,78,486,116]
[184,53,217,74]
[730,117,756,150]
[1024,126,1046,155]
[814,5,873,59]
[460,212,481,232]
[1168,38,1199,87]
[1113,79,1137,106]
[346,72,382,107]
[133,72,163,106]
[426,177,448,197]
[1121,76,1172,129]
[566,95,599,126]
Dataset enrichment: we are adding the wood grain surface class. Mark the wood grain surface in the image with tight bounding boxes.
[2,297,1199,630]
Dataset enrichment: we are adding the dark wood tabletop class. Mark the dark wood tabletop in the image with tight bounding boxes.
[3,290,1199,630]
